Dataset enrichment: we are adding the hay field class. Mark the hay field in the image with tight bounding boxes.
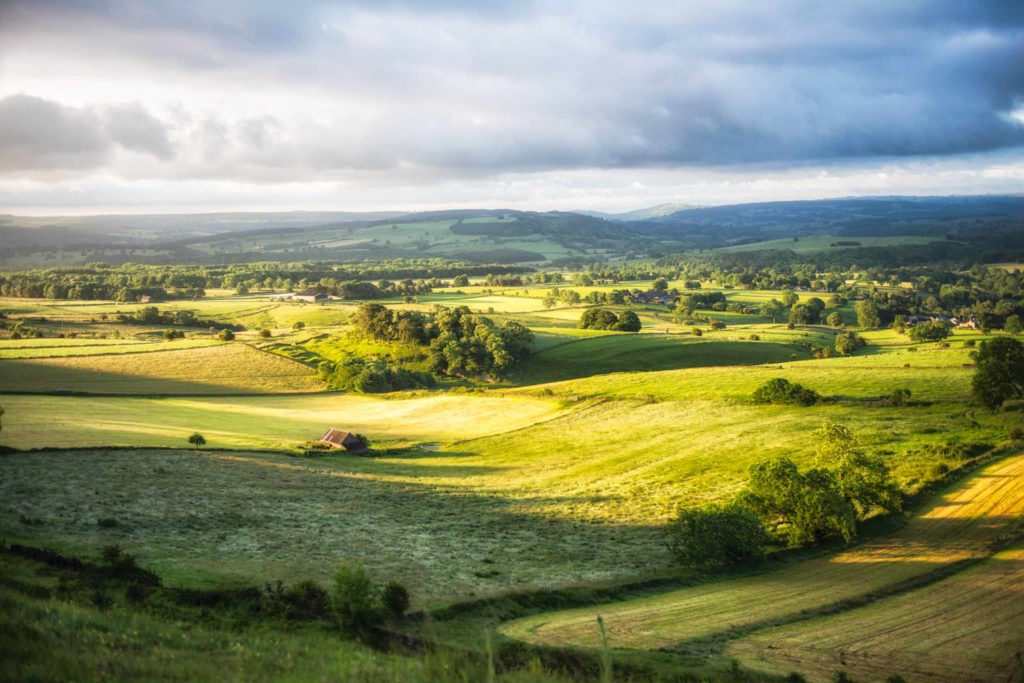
[500,453,1024,650]
[727,545,1024,682]
[0,343,321,394]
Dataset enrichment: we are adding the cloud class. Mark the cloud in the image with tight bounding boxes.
[0,95,177,174]
[104,103,175,160]
[0,95,110,172]
[0,0,1023,207]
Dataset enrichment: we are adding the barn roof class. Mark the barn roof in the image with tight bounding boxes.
[320,427,353,445]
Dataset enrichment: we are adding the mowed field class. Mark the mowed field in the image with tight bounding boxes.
[0,343,322,394]
[500,453,1024,654]
[726,545,1024,682]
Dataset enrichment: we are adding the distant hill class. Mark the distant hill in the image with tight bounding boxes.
[631,195,1024,249]
[3,195,1022,267]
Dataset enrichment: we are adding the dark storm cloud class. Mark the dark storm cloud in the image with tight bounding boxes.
[1,0,1023,177]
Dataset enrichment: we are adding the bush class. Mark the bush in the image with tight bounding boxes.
[886,388,912,406]
[752,378,820,406]
[1010,426,1024,441]
[692,327,703,337]
[381,581,410,618]
[218,328,235,341]
[332,563,380,634]
[259,329,272,338]
[292,321,305,330]
[667,504,767,569]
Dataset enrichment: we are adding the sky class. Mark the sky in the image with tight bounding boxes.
[1,0,1023,215]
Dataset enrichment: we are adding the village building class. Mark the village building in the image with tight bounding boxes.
[632,289,678,306]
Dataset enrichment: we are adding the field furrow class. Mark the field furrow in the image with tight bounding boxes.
[726,546,1024,682]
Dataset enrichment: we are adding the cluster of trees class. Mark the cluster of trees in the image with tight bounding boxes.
[351,304,533,380]
[668,423,901,568]
[428,306,533,379]
[752,378,820,406]
[0,260,533,302]
[117,306,244,332]
[578,308,642,332]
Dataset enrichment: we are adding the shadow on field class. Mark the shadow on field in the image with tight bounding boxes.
[515,336,809,385]
[0,447,665,604]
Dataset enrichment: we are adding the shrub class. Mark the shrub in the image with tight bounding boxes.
[259,329,272,338]
[667,504,767,569]
[218,328,235,341]
[382,581,410,618]
[264,580,331,620]
[752,378,820,406]
[886,388,912,406]
[1010,426,1024,441]
[332,563,380,634]
[188,432,206,449]
[292,321,305,330]
[97,517,118,528]
[692,327,703,337]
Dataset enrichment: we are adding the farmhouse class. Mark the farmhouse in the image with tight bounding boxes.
[318,428,368,453]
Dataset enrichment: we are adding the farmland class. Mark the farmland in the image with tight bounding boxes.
[2,254,1024,682]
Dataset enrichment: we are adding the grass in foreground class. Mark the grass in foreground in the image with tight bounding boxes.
[0,551,585,683]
